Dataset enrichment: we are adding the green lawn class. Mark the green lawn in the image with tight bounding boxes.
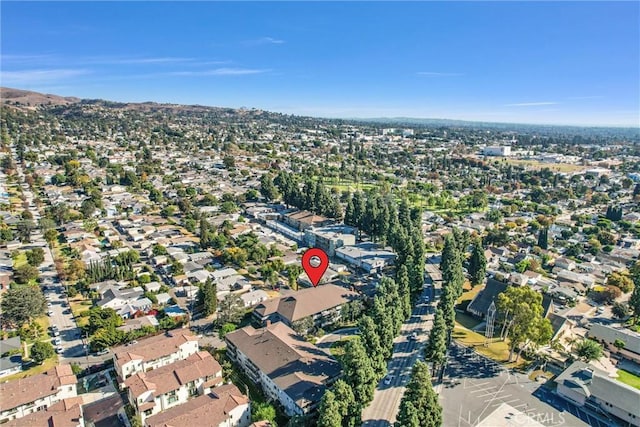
[329,336,358,362]
[453,325,527,369]
[2,355,58,381]
[617,369,640,390]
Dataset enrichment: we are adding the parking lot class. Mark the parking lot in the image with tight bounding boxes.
[439,344,590,427]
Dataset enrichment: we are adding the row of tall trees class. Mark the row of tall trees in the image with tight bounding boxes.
[317,274,415,426]
[272,171,343,218]
[424,232,464,378]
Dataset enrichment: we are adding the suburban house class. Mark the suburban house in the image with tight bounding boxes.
[113,331,199,381]
[144,384,251,427]
[0,365,78,422]
[252,284,359,332]
[588,324,640,364]
[225,322,341,416]
[124,351,223,423]
[240,289,269,308]
[3,397,84,427]
[555,361,640,426]
[97,285,152,319]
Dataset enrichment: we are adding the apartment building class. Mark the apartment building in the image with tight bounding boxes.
[252,284,359,332]
[225,322,340,416]
[144,384,250,427]
[0,365,77,422]
[124,351,223,423]
[113,331,199,381]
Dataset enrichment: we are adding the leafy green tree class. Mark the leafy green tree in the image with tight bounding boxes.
[218,323,237,339]
[497,286,553,361]
[0,286,46,328]
[342,337,377,405]
[574,339,603,362]
[285,264,303,290]
[612,302,629,319]
[13,263,39,284]
[468,238,486,286]
[16,219,34,243]
[87,307,124,335]
[441,233,464,299]
[251,402,276,424]
[26,248,45,267]
[217,293,244,325]
[395,361,442,427]
[30,341,54,364]
[358,315,386,377]
[607,272,634,293]
[260,174,280,202]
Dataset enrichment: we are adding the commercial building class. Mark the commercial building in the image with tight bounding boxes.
[334,243,395,272]
[304,225,356,256]
[482,146,511,156]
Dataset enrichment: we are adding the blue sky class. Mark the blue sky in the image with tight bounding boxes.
[2,2,639,126]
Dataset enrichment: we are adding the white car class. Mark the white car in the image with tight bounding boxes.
[408,332,418,341]
[47,310,54,317]
[384,375,394,385]
[53,338,62,346]
[55,346,64,354]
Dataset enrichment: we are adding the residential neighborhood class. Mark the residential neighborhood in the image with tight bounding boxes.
[0,87,639,427]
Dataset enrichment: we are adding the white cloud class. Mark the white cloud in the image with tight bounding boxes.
[416,71,463,77]
[0,69,89,85]
[167,68,270,76]
[242,37,285,46]
[505,101,559,107]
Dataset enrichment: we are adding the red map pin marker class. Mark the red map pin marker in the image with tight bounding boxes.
[302,248,329,287]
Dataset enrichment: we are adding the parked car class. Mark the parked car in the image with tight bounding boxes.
[95,348,109,356]
[52,329,60,337]
[55,346,64,354]
[384,375,394,385]
[53,338,62,346]
[408,332,418,341]
[47,310,54,316]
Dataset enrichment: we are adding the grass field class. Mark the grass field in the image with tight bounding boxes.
[503,158,588,173]
[452,325,527,369]
[70,299,92,328]
[616,369,640,390]
[457,284,482,305]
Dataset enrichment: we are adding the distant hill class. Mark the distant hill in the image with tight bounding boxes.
[1,87,80,107]
[1,87,637,139]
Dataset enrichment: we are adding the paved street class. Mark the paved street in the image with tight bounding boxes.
[439,344,592,427]
[14,154,92,366]
[361,288,435,427]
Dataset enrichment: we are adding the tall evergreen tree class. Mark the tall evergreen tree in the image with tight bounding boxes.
[537,227,549,250]
[395,361,442,427]
[317,390,342,427]
[468,237,487,286]
[424,308,447,375]
[333,379,361,427]
[371,295,394,358]
[396,264,412,319]
[342,338,377,405]
[358,315,387,377]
